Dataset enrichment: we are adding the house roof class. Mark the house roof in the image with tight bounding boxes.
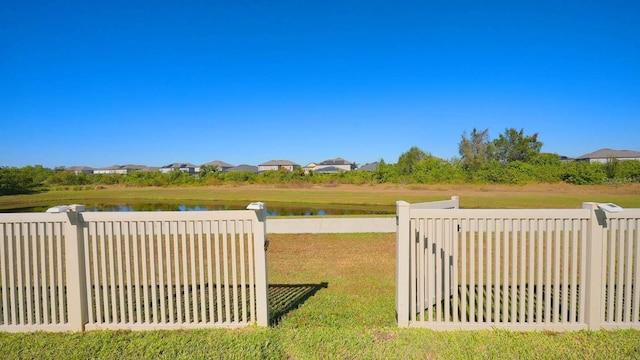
[577,148,640,160]
[162,163,198,169]
[228,164,258,172]
[315,166,343,173]
[259,160,300,166]
[122,164,148,170]
[97,165,125,170]
[202,160,234,168]
[358,162,379,172]
[319,157,351,166]
[66,166,93,171]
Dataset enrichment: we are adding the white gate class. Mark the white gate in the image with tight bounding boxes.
[396,198,640,331]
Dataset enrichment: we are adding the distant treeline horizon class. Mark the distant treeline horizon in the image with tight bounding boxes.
[2,128,639,195]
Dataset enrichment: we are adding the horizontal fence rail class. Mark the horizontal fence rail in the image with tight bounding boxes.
[396,200,640,331]
[0,207,269,332]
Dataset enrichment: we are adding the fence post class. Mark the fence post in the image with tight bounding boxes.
[451,196,460,209]
[248,202,269,327]
[583,202,605,330]
[63,206,88,331]
[396,201,411,327]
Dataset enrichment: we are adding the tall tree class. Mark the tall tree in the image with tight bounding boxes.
[459,128,491,170]
[491,128,542,163]
[396,146,428,176]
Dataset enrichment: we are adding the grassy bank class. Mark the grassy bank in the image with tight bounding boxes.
[1,183,640,211]
[2,233,639,359]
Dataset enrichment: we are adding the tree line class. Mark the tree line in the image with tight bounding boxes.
[1,128,639,195]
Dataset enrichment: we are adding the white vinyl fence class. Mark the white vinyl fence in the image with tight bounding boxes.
[396,199,640,331]
[0,204,269,332]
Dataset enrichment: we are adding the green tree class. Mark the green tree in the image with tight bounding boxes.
[459,128,492,171]
[491,128,543,163]
[396,146,428,176]
[199,165,220,177]
[0,167,38,194]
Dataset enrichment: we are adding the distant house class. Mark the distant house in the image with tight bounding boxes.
[122,164,148,172]
[576,149,640,163]
[303,162,318,174]
[202,160,234,172]
[315,166,343,174]
[159,163,199,174]
[94,165,127,175]
[228,164,258,173]
[66,166,94,175]
[93,164,147,175]
[258,160,301,173]
[357,162,380,172]
[306,158,353,174]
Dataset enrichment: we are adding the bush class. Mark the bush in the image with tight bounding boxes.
[561,162,607,185]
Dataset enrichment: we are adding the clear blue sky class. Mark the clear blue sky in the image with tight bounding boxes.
[2,1,639,169]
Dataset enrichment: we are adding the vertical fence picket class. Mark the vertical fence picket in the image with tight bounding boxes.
[24,223,34,325]
[247,220,256,323]
[534,219,542,324]
[230,220,239,323]
[16,224,25,325]
[0,224,5,325]
[187,220,196,324]
[32,223,42,325]
[460,218,467,323]
[414,218,421,322]
[561,220,569,323]
[468,218,475,323]
[214,220,223,323]
[519,219,526,323]
[615,219,624,322]
[131,221,142,324]
[171,221,186,324]
[624,219,632,323]
[239,221,248,323]
[147,221,157,324]
[569,220,578,323]
[198,220,207,323]
[157,221,167,324]
[451,218,459,324]
[485,219,500,322]
[527,219,534,324]
[222,221,231,323]
[606,220,616,322]
[409,218,417,322]
[511,219,518,323]
[477,219,484,323]
[633,219,640,324]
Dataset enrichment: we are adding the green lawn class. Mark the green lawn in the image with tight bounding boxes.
[2,233,639,359]
[2,183,640,211]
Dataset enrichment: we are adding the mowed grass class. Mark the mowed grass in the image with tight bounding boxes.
[2,233,640,359]
[2,183,640,211]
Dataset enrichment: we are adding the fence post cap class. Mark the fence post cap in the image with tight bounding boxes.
[46,204,86,213]
[46,205,70,213]
[247,202,265,210]
[597,203,623,213]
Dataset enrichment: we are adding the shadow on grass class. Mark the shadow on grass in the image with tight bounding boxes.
[268,282,329,326]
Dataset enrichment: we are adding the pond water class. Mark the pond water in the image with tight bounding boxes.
[3,202,395,217]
